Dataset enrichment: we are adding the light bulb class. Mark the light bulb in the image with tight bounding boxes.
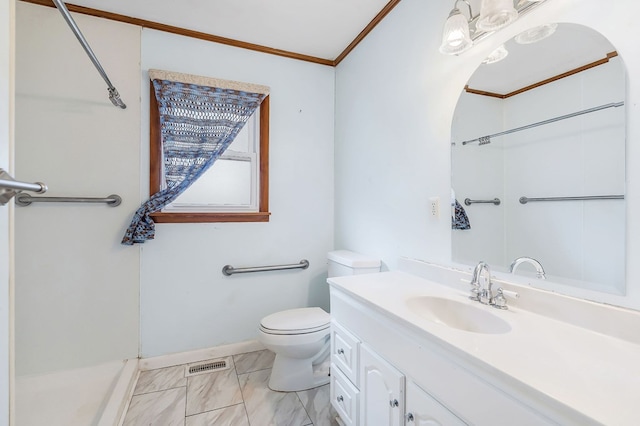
[439,9,473,55]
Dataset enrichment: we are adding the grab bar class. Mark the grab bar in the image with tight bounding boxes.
[222,259,310,276]
[464,198,501,206]
[520,195,624,204]
[51,0,126,108]
[15,193,122,207]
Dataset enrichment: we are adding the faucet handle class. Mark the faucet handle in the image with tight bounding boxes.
[492,288,509,310]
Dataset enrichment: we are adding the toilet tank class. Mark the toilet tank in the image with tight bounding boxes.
[327,250,381,278]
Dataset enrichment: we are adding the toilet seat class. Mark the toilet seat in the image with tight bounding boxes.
[260,307,330,335]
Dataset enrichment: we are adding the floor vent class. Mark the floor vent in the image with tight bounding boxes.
[185,358,230,377]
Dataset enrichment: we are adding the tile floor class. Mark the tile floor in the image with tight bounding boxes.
[122,349,339,426]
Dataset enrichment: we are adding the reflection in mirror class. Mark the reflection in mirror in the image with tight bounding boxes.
[451,23,626,295]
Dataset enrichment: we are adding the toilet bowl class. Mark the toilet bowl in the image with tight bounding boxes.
[258,250,381,392]
[258,307,331,392]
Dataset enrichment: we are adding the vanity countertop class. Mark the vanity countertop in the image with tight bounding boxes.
[328,270,640,425]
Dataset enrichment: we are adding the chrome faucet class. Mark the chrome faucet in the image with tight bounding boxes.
[469,261,493,305]
[510,257,546,279]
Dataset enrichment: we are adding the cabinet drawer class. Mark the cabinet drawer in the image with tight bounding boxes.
[331,363,359,426]
[331,321,360,384]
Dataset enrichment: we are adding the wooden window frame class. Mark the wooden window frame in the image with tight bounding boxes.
[149,82,271,223]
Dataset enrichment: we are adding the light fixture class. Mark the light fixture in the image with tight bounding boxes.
[439,1,473,55]
[477,0,518,31]
[515,22,558,44]
[439,0,549,56]
[482,44,509,64]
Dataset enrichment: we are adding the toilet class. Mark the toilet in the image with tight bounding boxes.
[258,250,381,392]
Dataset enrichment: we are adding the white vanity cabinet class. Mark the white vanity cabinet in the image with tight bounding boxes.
[329,285,560,426]
[332,326,467,426]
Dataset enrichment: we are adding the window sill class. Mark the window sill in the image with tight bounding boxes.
[150,212,271,223]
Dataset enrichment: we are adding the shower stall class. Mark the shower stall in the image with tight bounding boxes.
[12,2,141,424]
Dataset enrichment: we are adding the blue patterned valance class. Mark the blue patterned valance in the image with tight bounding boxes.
[122,71,267,245]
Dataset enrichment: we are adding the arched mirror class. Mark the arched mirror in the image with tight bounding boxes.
[451,23,626,295]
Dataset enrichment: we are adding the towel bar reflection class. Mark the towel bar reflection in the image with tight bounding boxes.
[464,198,501,206]
[15,193,122,207]
[461,102,624,146]
[223,259,310,276]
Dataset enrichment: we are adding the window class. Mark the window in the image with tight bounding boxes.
[164,108,259,212]
[149,83,270,223]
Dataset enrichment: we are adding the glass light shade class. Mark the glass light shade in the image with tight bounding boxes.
[482,44,509,64]
[477,0,518,32]
[515,23,558,44]
[439,10,473,55]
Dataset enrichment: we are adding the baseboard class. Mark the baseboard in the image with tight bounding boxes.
[138,340,265,371]
[96,359,139,426]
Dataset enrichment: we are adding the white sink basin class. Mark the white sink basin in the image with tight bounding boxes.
[406,296,511,334]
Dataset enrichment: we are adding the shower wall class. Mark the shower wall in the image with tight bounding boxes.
[14,3,140,375]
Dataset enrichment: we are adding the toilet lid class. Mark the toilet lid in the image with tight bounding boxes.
[260,307,330,334]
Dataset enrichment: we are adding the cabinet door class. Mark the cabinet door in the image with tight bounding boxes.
[359,344,405,426]
[405,381,466,426]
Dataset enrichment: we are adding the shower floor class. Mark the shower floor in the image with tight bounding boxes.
[15,360,125,426]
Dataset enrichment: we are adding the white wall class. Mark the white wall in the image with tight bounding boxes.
[334,4,452,272]
[0,0,13,422]
[335,0,640,310]
[14,3,141,375]
[139,30,335,357]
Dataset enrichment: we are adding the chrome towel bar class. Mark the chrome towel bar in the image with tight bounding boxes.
[464,198,501,206]
[15,193,122,207]
[222,259,310,276]
[520,195,624,204]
